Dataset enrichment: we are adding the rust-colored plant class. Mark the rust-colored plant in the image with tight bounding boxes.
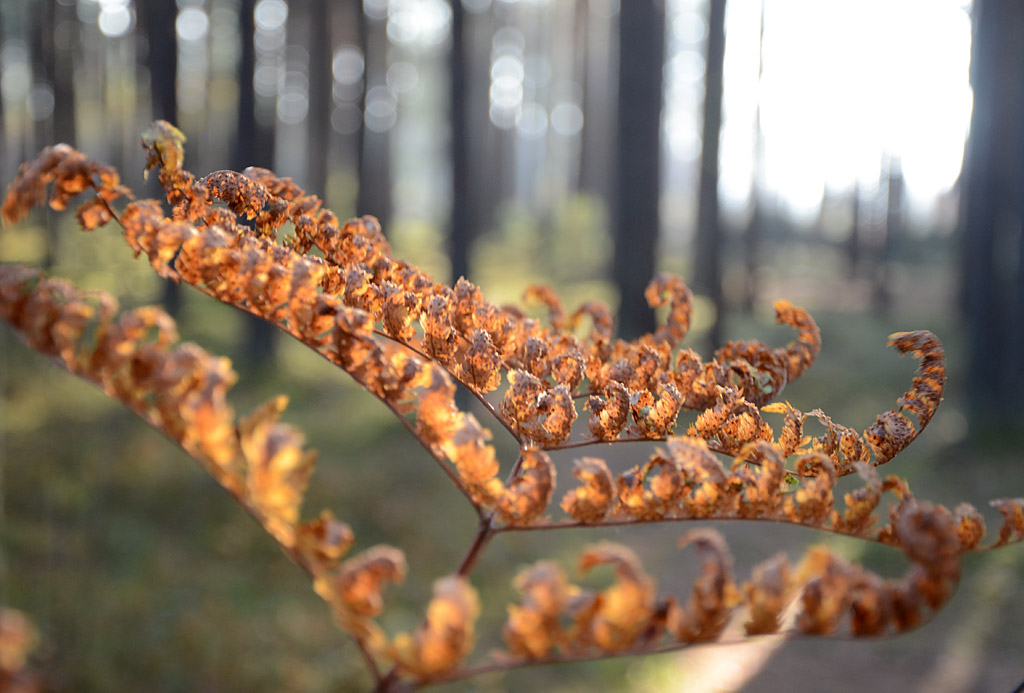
[1,122,1021,691]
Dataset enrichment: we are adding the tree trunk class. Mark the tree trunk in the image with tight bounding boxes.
[307,0,333,200]
[235,0,278,366]
[137,0,183,317]
[872,158,901,315]
[29,1,56,268]
[613,0,665,339]
[579,0,616,205]
[959,0,1024,433]
[846,183,861,279]
[356,10,391,232]
[693,0,727,350]
[449,0,472,284]
[52,2,77,146]
[742,0,765,314]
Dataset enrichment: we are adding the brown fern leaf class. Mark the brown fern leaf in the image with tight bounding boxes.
[864,331,946,466]
[711,301,820,407]
[864,410,916,466]
[7,128,1022,689]
[616,454,684,520]
[381,281,421,341]
[294,510,356,572]
[549,339,586,391]
[574,543,657,652]
[523,284,569,330]
[239,395,317,546]
[585,381,631,440]
[503,561,574,659]
[629,376,683,437]
[141,119,187,178]
[496,448,557,526]
[570,300,614,354]
[951,503,986,551]
[666,436,730,517]
[793,547,865,635]
[315,545,407,649]
[643,273,694,346]
[773,299,822,381]
[743,553,794,635]
[831,461,883,534]
[728,441,787,519]
[803,407,871,475]
[888,331,946,426]
[501,370,577,446]
[668,529,740,643]
[990,498,1024,546]
[689,387,773,454]
[782,453,837,526]
[761,401,807,457]
[560,457,616,523]
[457,328,503,393]
[391,576,480,680]
[421,291,458,364]
[199,169,270,220]
[1,143,129,226]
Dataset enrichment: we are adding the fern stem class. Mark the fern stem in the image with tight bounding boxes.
[456,518,495,577]
[491,513,901,547]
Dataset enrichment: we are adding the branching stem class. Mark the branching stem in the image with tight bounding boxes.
[457,518,495,577]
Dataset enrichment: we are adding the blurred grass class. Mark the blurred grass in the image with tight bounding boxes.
[1,210,1023,691]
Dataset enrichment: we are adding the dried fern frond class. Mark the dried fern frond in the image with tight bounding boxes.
[1,125,1021,692]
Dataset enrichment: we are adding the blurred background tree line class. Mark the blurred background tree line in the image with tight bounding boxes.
[2,0,1024,691]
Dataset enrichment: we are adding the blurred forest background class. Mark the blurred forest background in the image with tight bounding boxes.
[1,0,1024,691]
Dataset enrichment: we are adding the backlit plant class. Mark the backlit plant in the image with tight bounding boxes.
[1,122,1021,691]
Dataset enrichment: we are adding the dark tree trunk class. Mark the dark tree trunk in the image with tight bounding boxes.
[579,1,616,205]
[29,1,54,150]
[472,9,506,243]
[235,0,278,366]
[236,0,275,170]
[307,0,333,199]
[326,0,364,218]
[137,0,183,317]
[52,2,77,146]
[449,0,471,284]
[356,10,391,232]
[959,0,1024,433]
[613,0,665,339]
[693,0,727,350]
[137,0,177,123]
[29,2,57,268]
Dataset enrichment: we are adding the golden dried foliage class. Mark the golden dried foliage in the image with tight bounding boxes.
[1,125,1021,690]
[391,577,480,679]
[560,457,616,522]
[668,530,741,643]
[503,561,575,659]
